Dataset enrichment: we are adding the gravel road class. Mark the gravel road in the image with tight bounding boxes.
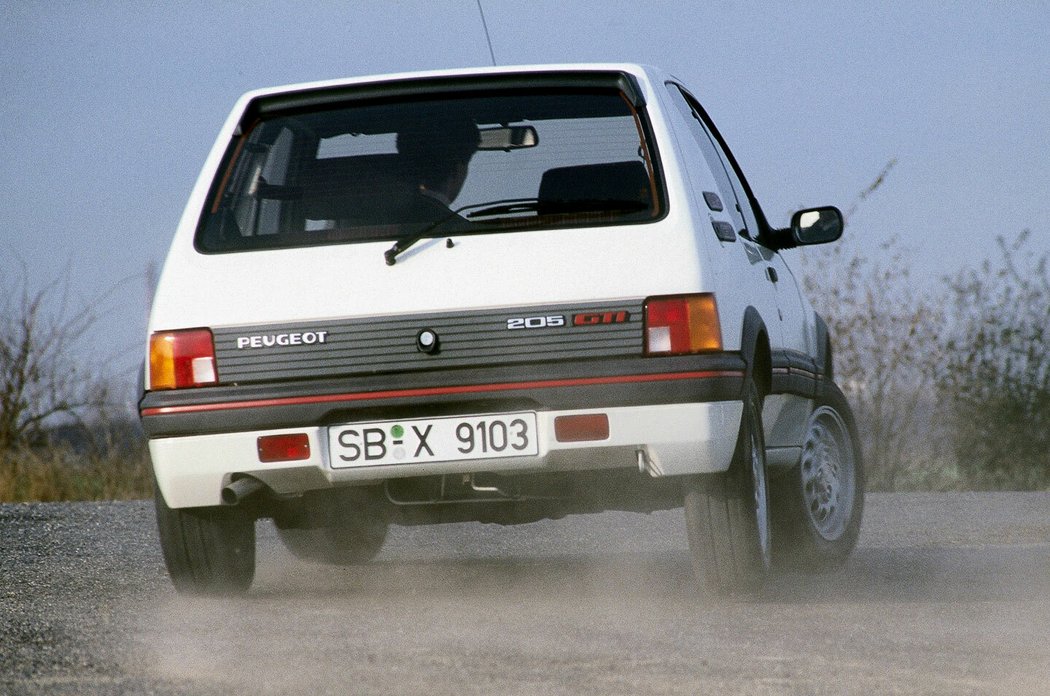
[2,492,1049,695]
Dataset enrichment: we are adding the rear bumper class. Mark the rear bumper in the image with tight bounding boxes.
[143,354,746,508]
[151,401,743,508]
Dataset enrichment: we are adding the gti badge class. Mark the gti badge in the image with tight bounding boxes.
[416,328,439,354]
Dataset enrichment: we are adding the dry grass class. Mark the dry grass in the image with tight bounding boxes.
[0,444,153,503]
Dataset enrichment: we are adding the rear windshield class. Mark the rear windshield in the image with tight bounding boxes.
[196,85,663,253]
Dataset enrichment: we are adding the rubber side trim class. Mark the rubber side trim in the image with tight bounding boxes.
[771,348,822,400]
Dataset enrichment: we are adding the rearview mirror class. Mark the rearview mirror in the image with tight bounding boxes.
[478,125,539,151]
[791,206,843,246]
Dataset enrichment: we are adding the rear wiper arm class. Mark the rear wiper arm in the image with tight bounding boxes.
[384,210,460,266]
[383,198,537,266]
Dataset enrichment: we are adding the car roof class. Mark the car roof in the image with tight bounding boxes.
[235,63,667,103]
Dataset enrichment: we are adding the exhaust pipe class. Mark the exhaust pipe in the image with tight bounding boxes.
[221,476,267,505]
[637,448,656,476]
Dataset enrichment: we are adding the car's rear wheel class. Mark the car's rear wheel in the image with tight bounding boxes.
[154,487,256,595]
[276,489,388,566]
[683,378,771,595]
[772,382,864,571]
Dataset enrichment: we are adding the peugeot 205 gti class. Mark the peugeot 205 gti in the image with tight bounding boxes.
[141,64,864,595]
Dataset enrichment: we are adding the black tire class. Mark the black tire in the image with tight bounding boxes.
[683,378,771,595]
[276,489,388,566]
[154,486,256,595]
[771,382,864,571]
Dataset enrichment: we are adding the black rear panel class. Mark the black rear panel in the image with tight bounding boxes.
[212,300,644,384]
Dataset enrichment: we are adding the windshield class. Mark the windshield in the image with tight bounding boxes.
[196,84,663,253]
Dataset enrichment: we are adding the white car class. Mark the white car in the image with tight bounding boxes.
[141,63,863,595]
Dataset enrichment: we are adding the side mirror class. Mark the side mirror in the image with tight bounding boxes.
[791,206,843,246]
[477,125,539,151]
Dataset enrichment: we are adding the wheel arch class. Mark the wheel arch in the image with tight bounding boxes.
[814,313,833,380]
[740,306,771,397]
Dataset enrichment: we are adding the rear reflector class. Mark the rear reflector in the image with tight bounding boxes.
[148,328,217,390]
[644,294,722,355]
[257,434,311,463]
[554,414,610,442]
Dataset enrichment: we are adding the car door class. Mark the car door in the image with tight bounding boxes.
[717,145,811,357]
[712,141,812,358]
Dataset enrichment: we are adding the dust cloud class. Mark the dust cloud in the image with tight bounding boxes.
[127,494,1050,695]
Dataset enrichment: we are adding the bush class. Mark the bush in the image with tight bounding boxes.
[0,268,112,451]
[936,231,1050,489]
[0,266,150,502]
[801,227,1050,491]
[0,443,153,503]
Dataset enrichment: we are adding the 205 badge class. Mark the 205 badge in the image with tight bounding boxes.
[506,311,629,330]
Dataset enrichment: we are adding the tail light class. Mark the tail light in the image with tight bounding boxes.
[644,294,722,355]
[149,328,218,390]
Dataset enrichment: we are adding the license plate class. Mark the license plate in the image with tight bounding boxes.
[328,413,539,468]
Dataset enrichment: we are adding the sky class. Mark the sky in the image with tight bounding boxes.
[2,1,1049,403]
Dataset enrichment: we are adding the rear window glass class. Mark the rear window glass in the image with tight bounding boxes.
[196,86,663,253]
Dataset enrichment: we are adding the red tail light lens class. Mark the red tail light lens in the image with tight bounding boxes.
[644,294,722,355]
[554,414,610,442]
[148,328,217,390]
[257,434,311,463]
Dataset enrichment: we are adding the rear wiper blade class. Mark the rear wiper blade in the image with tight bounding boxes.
[383,198,537,266]
[541,198,649,214]
[465,200,539,219]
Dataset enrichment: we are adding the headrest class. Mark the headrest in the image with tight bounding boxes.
[538,161,651,216]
